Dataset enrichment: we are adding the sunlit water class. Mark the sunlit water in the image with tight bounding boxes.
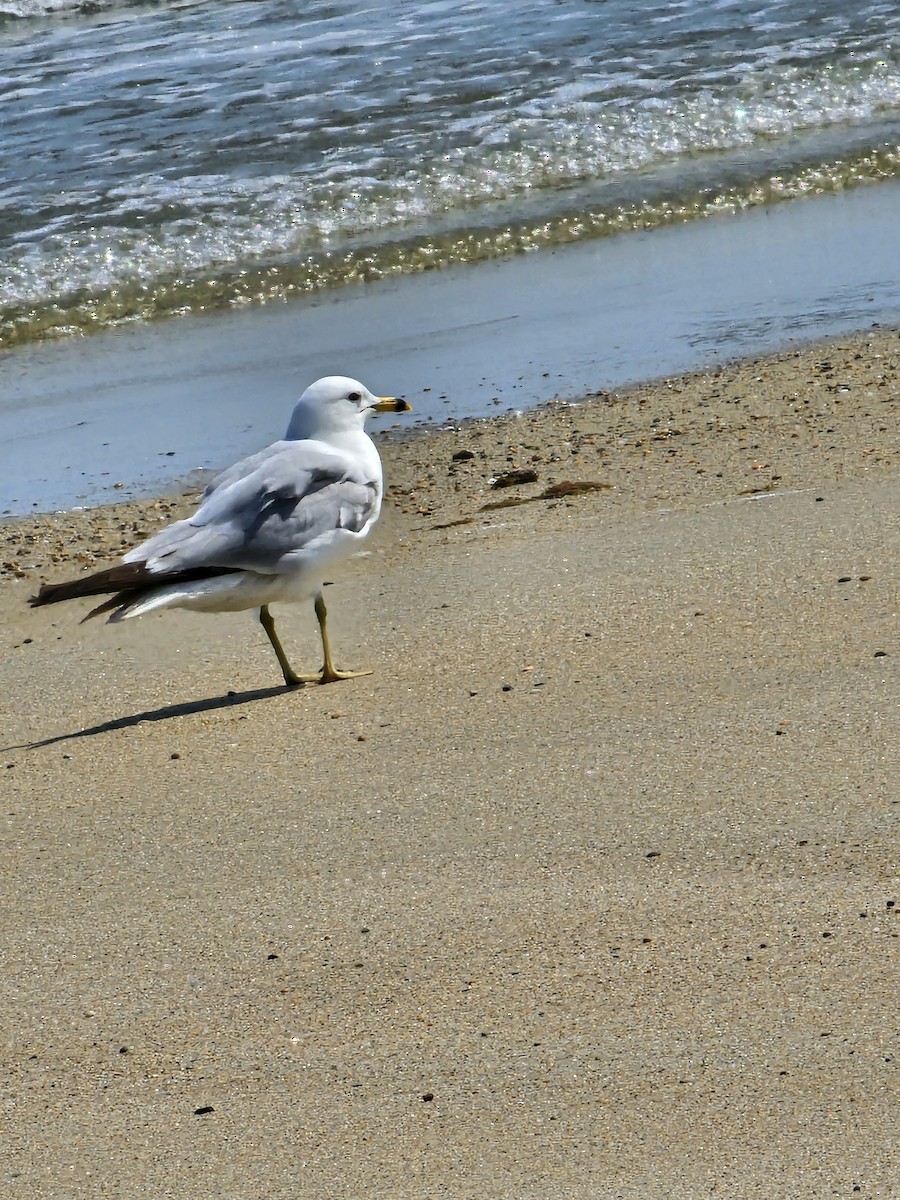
[2,0,899,348]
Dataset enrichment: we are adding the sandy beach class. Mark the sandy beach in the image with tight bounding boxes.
[1,328,898,1197]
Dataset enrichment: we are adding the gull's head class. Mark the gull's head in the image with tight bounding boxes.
[285,376,411,440]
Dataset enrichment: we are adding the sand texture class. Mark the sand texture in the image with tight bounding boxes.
[1,329,898,1198]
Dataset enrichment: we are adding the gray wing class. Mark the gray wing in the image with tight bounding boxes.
[125,441,380,577]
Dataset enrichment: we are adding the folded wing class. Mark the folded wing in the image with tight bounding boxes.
[130,441,380,577]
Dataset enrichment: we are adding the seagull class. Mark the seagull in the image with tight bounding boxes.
[29,376,411,687]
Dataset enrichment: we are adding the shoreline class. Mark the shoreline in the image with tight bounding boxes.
[1,324,897,1197]
[4,323,898,584]
[3,180,900,516]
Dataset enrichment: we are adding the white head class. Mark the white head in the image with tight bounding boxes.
[284,376,409,440]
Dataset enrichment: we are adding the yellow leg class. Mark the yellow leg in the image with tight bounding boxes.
[258,599,372,688]
[259,604,305,687]
[314,592,372,684]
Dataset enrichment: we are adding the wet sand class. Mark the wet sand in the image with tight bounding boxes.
[1,328,898,1197]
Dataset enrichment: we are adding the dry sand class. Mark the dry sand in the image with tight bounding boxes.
[1,329,898,1198]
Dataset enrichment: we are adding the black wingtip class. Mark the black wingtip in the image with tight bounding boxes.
[28,584,55,608]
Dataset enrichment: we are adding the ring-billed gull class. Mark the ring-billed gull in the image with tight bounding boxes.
[29,376,411,688]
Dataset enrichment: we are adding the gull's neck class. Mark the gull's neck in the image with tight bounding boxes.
[310,424,383,485]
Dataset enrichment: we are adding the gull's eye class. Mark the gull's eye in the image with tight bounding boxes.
[348,391,361,403]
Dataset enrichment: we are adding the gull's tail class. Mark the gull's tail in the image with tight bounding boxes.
[29,562,237,622]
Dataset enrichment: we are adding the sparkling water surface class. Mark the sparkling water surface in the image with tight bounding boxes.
[2,0,899,346]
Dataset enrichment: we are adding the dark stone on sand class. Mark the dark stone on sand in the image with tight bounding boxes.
[492,468,539,488]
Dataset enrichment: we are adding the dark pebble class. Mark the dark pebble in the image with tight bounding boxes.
[837,576,852,583]
[501,684,512,692]
[492,468,539,489]
[874,651,887,657]
[194,1106,215,1116]
[451,449,475,461]
[422,1093,434,1102]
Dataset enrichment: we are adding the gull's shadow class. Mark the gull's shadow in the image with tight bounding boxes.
[9,684,294,752]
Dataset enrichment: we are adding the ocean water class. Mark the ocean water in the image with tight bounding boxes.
[2,0,899,350]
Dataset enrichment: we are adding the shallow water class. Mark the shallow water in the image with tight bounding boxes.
[2,0,899,347]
